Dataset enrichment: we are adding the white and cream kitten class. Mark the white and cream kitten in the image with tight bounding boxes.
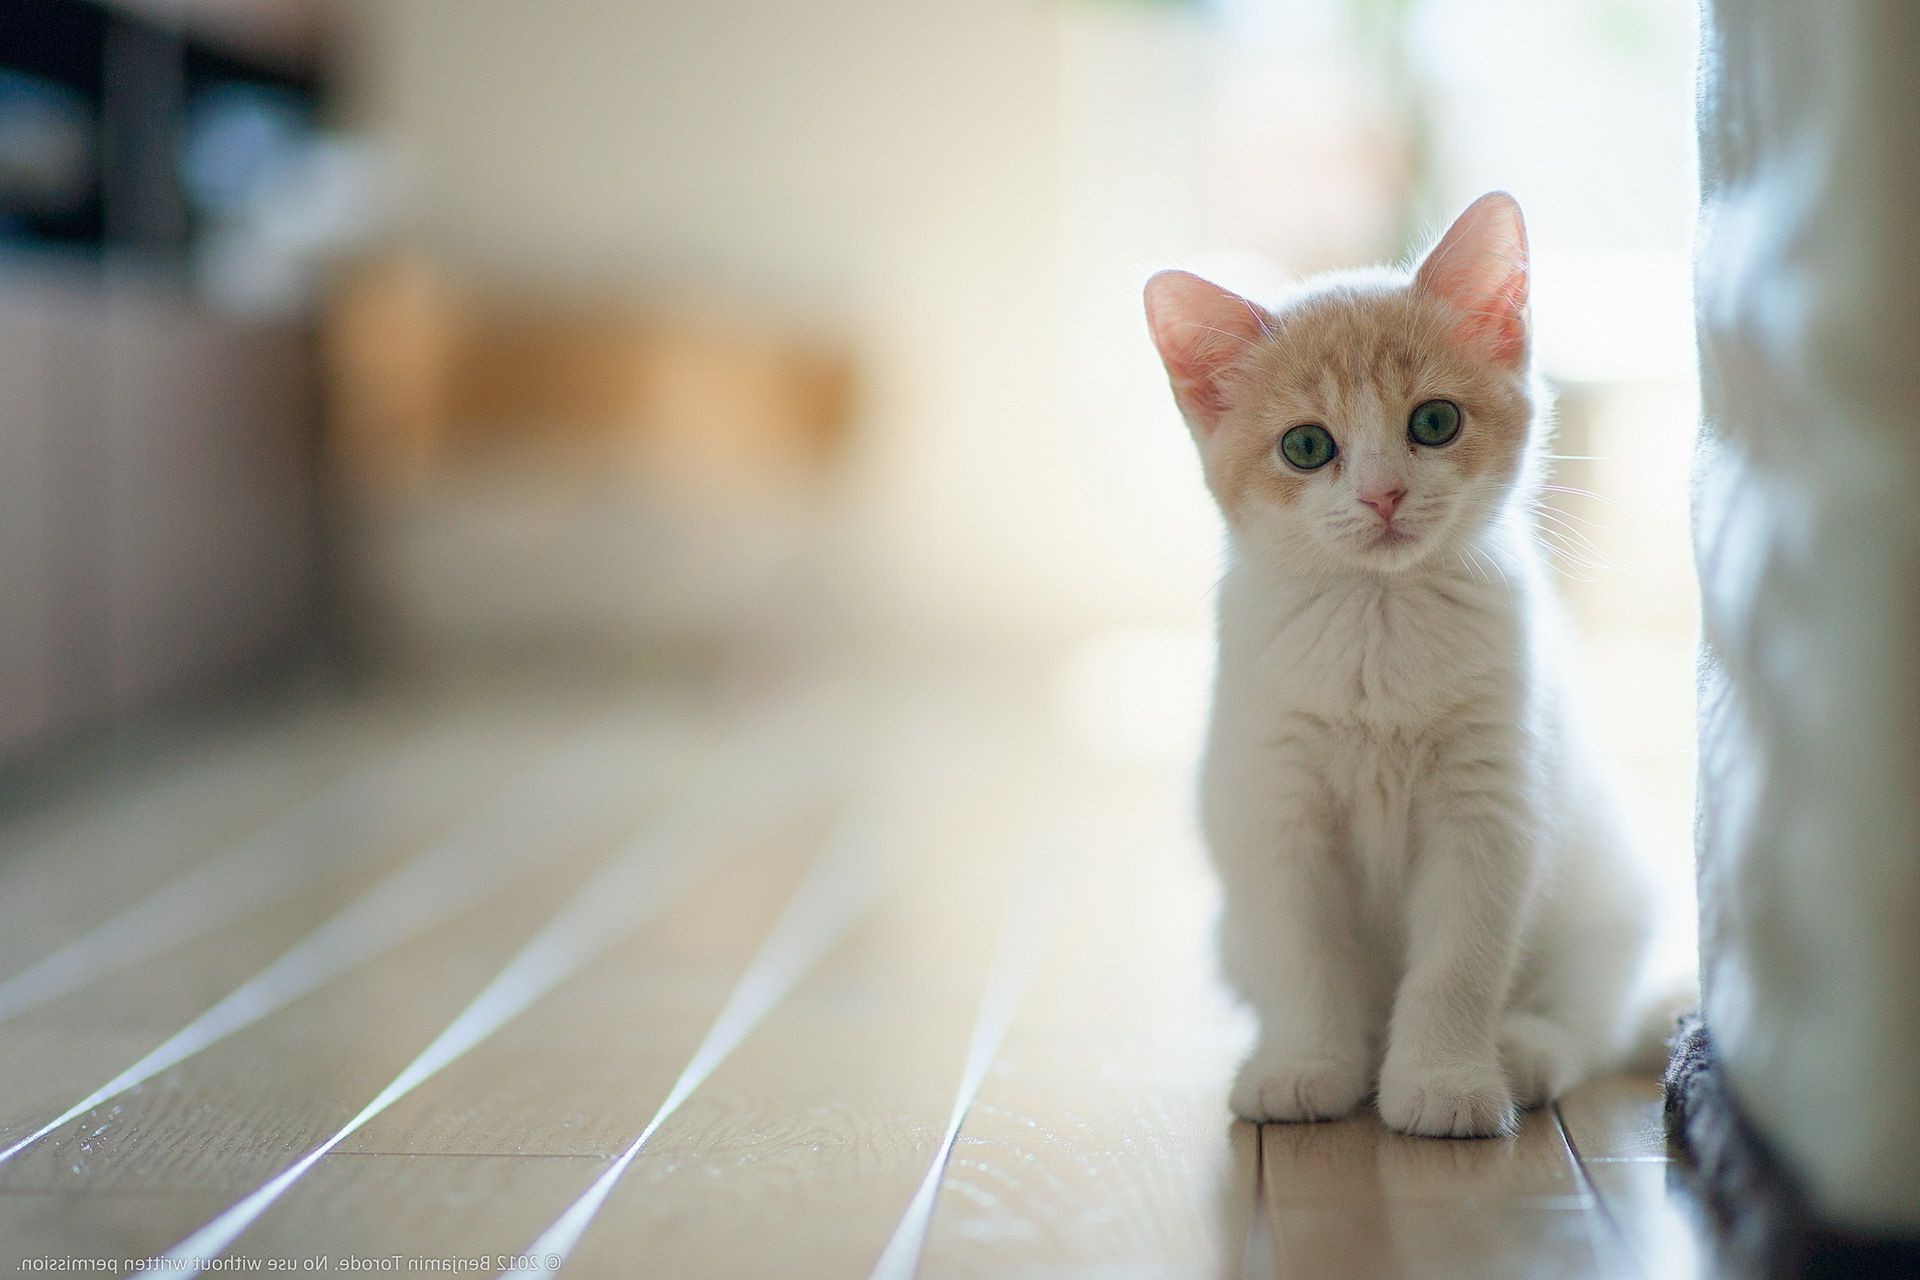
[1147,193,1661,1137]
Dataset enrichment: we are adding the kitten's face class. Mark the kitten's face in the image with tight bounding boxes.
[1146,193,1535,576]
[1199,285,1533,572]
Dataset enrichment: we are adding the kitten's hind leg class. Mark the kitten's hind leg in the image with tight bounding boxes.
[1498,1010,1583,1110]
[1497,912,1648,1108]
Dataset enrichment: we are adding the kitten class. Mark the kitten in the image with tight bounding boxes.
[1146,193,1662,1137]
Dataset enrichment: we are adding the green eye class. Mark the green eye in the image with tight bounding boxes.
[1408,399,1461,447]
[1279,423,1337,471]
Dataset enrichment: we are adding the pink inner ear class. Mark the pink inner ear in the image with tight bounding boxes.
[1416,192,1530,368]
[1454,266,1528,366]
[1143,270,1270,428]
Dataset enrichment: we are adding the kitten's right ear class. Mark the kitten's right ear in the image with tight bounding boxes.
[1144,270,1269,434]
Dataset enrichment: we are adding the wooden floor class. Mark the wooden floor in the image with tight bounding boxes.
[0,665,1716,1278]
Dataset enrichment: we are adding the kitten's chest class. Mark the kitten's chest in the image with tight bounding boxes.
[1234,577,1510,729]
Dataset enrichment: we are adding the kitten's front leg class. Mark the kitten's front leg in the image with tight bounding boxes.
[1376,744,1531,1138]
[1211,774,1370,1123]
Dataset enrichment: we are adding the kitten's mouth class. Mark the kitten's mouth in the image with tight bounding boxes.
[1318,513,1439,570]
[1350,521,1434,569]
[1370,524,1418,548]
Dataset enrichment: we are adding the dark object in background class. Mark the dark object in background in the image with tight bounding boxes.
[0,69,99,246]
[0,0,332,772]
[1665,1018,1920,1279]
[0,0,322,259]
[0,0,105,249]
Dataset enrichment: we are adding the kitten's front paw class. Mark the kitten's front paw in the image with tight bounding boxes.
[1230,1053,1369,1123]
[1376,1058,1516,1138]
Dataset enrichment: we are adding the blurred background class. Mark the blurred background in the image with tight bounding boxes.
[0,0,1698,924]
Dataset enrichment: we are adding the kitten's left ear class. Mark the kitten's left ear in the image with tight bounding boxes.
[1415,191,1529,368]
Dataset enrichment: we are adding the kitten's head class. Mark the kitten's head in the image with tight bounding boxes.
[1145,192,1537,575]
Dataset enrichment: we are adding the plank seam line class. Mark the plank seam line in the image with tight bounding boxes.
[864,815,1065,1280]
[1239,1125,1279,1280]
[1552,1099,1635,1266]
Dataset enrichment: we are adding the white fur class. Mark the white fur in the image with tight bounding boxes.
[1207,516,1655,1136]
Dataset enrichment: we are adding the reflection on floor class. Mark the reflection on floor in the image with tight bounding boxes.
[0,663,1713,1277]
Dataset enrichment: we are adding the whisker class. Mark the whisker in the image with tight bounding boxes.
[1530,529,1612,575]
[1531,544,1603,583]
[1467,544,1512,598]
[1530,505,1610,548]
[1538,483,1624,511]
[1528,506,1620,541]
[1532,520,1612,559]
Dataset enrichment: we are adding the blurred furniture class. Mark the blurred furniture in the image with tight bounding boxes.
[324,256,855,500]
[320,257,857,664]
[0,0,331,766]
[0,268,320,761]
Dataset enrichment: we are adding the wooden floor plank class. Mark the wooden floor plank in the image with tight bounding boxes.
[534,730,1039,1276]
[0,871,598,1199]
[0,878,608,1269]
[331,812,835,1159]
[232,1153,610,1265]
[1555,1075,1705,1279]
[913,764,1257,1279]
[1262,1090,1608,1276]
[1265,1107,1588,1206]
[141,699,850,1264]
[1582,1160,1712,1280]
[0,676,1717,1279]
[0,799,514,1155]
[0,702,390,976]
[0,714,544,1032]
[1268,1198,1602,1280]
[1557,1075,1670,1162]
[0,1187,247,1270]
[0,710,689,1184]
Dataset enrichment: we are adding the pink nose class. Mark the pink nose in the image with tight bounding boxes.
[1359,487,1406,521]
